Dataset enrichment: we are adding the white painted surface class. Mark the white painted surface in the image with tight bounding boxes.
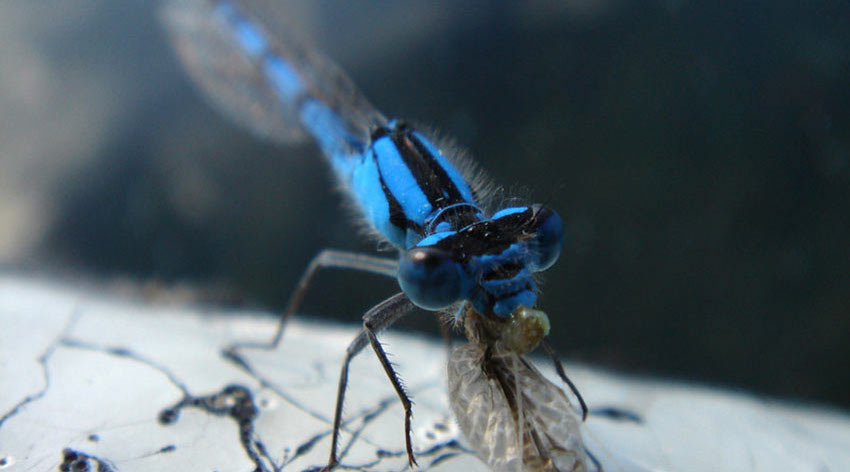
[1,276,848,471]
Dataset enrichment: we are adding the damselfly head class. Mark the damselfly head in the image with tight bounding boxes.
[398,204,565,317]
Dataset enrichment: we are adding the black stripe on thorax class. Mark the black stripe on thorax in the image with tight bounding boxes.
[390,124,466,209]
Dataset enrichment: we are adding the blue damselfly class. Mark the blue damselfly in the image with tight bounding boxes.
[161,1,589,470]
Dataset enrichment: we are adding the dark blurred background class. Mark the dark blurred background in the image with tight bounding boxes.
[1,1,847,408]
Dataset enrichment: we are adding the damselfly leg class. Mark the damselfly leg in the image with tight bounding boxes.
[542,337,588,421]
[322,293,417,471]
[225,249,397,354]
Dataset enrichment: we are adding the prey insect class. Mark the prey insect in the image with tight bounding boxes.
[161,0,589,469]
[450,305,591,472]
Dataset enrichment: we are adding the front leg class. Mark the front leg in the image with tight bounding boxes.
[322,292,417,471]
[227,249,397,356]
[364,322,417,468]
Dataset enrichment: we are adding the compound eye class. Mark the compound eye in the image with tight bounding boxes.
[397,247,462,310]
[529,205,564,271]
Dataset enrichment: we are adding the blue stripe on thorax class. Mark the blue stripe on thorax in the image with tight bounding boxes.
[492,206,529,219]
[338,122,486,249]
[372,135,432,226]
[350,146,405,246]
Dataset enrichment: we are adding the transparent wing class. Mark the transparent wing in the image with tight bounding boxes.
[448,344,589,472]
[160,0,384,146]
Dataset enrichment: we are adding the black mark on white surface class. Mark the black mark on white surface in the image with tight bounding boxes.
[224,341,453,470]
[60,338,191,397]
[591,406,643,424]
[3,300,472,471]
[222,347,331,424]
[59,448,117,472]
[370,438,469,471]
[158,445,176,454]
[0,311,80,429]
[160,384,276,472]
[60,339,278,472]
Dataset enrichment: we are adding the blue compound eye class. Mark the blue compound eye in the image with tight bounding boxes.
[530,205,564,271]
[397,247,462,310]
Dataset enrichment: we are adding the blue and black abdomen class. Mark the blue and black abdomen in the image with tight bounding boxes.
[164,0,482,250]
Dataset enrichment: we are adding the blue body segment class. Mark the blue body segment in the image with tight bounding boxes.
[371,135,432,230]
[214,2,266,58]
[265,58,305,103]
[350,146,403,245]
[300,100,364,159]
[164,0,565,318]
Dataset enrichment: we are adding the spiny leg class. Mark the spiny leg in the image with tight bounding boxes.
[365,325,417,468]
[541,337,588,421]
[323,330,367,472]
[323,292,416,471]
[229,249,397,354]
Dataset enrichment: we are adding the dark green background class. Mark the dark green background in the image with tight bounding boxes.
[13,1,849,408]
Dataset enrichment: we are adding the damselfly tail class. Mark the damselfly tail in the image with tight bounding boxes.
[160,0,385,155]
